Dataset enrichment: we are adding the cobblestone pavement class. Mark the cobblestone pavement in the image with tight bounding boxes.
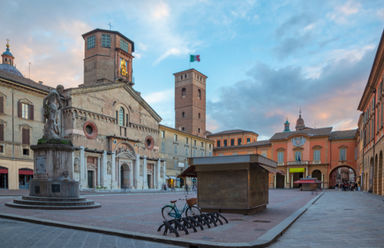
[0,218,183,248]
[0,189,317,243]
[269,191,384,248]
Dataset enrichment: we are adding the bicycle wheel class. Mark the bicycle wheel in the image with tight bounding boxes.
[185,206,201,217]
[162,206,176,221]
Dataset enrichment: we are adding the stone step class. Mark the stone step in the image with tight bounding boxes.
[22,196,87,202]
[13,199,96,206]
[5,202,101,210]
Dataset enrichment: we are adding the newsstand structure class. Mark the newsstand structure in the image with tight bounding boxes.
[187,154,277,214]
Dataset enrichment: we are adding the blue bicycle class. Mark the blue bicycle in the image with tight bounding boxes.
[161,197,201,220]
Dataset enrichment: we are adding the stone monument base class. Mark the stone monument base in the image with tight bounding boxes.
[5,142,100,210]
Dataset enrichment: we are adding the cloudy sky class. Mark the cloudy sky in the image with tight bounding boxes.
[1,0,383,139]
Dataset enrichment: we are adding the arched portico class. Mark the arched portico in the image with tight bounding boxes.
[329,165,356,188]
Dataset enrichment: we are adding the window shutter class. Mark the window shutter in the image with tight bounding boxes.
[0,96,3,113]
[0,124,4,141]
[22,128,30,145]
[18,101,22,118]
[29,104,34,120]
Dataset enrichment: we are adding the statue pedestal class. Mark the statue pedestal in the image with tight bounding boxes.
[6,142,100,209]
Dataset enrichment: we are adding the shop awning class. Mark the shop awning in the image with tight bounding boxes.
[19,169,33,175]
[259,164,283,174]
[0,168,8,174]
[178,165,196,178]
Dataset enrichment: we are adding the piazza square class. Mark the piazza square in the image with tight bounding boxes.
[0,1,384,247]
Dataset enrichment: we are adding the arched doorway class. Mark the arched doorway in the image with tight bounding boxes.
[120,163,130,189]
[369,157,374,192]
[276,173,285,188]
[329,166,356,189]
[312,170,322,181]
[0,166,8,189]
[19,168,33,189]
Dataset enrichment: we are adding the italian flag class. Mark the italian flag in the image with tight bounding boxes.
[190,55,200,62]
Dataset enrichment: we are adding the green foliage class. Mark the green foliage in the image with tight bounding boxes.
[38,138,72,145]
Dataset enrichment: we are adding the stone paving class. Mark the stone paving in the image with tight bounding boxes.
[269,191,384,248]
[0,189,317,244]
[0,218,181,248]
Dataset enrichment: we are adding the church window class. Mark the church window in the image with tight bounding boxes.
[198,113,200,119]
[23,148,29,156]
[198,128,200,133]
[145,136,154,150]
[198,89,201,99]
[182,112,185,118]
[118,107,124,126]
[120,39,129,53]
[181,88,186,97]
[295,151,302,161]
[181,127,185,131]
[83,121,98,139]
[339,148,347,161]
[230,139,234,146]
[101,34,111,48]
[87,35,95,49]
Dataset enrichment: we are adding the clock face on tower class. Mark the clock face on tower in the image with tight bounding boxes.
[120,58,128,76]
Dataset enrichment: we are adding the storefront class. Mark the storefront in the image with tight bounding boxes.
[0,166,8,189]
[289,167,305,188]
[18,168,33,189]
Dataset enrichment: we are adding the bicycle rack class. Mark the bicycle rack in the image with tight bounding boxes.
[157,212,228,237]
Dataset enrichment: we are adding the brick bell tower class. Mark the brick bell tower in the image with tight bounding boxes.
[174,69,207,137]
[82,29,134,86]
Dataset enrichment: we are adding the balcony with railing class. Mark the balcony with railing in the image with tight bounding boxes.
[287,160,309,165]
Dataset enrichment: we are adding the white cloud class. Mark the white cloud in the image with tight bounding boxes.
[328,44,375,63]
[154,47,192,65]
[151,1,170,21]
[327,0,361,24]
[143,89,173,105]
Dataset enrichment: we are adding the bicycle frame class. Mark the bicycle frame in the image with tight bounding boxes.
[166,201,189,219]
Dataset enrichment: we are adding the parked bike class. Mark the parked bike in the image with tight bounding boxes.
[161,197,201,220]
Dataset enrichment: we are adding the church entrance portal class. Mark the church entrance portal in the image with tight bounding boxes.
[88,170,94,188]
[121,163,130,189]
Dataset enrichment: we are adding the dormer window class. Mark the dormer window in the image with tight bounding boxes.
[87,35,95,49]
[101,34,111,48]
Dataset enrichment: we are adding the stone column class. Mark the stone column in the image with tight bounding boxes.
[143,156,147,189]
[135,154,140,189]
[286,169,289,188]
[97,157,101,187]
[306,166,309,177]
[321,173,324,189]
[129,161,133,189]
[102,150,107,188]
[111,151,116,189]
[163,161,167,185]
[79,146,86,189]
[157,159,161,189]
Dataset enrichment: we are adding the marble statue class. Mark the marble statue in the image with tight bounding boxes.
[43,87,63,139]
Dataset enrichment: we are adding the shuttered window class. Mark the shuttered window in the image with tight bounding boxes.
[0,96,3,113]
[0,123,4,141]
[22,128,30,145]
[18,102,34,120]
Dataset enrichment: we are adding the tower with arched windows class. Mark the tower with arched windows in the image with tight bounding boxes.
[174,69,207,137]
